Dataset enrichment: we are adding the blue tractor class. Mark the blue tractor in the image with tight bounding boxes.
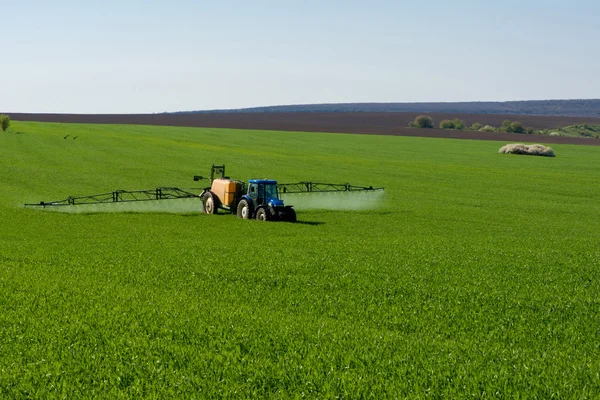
[196,165,296,222]
[236,179,296,222]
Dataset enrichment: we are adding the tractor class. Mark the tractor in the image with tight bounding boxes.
[196,165,296,222]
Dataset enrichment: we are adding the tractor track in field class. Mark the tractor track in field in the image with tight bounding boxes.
[7,112,600,146]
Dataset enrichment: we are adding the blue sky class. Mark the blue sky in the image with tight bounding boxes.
[2,0,599,113]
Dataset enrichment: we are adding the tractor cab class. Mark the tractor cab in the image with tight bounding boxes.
[247,179,284,208]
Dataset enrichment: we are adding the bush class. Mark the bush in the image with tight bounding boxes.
[439,118,465,130]
[479,125,496,132]
[0,114,10,132]
[499,143,555,157]
[452,119,465,130]
[500,120,513,132]
[439,119,455,129]
[497,120,526,133]
[525,127,535,135]
[470,122,483,131]
[412,115,434,129]
[510,121,525,134]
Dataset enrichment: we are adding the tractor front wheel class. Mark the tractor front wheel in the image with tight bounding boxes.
[237,199,252,219]
[256,207,270,221]
[203,192,217,214]
[284,206,297,222]
[278,206,296,222]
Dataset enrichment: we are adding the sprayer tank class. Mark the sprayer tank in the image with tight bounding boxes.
[211,178,237,207]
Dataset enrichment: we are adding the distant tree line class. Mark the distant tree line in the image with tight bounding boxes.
[183,99,600,118]
[409,115,535,134]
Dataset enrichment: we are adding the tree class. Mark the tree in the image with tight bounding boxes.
[439,119,455,129]
[412,115,434,129]
[452,118,465,130]
[510,121,525,134]
[470,122,483,131]
[0,114,10,132]
[500,120,513,132]
[439,118,465,130]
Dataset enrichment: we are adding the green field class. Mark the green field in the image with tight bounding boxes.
[2,122,600,398]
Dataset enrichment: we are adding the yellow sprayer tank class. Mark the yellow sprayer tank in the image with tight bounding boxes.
[211,178,237,207]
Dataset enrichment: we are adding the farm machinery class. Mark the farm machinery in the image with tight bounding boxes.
[24,165,384,222]
[195,165,296,222]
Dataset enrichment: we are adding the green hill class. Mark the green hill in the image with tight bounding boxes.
[547,124,600,138]
[183,99,600,118]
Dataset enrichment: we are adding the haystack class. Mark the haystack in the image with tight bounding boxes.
[498,144,555,157]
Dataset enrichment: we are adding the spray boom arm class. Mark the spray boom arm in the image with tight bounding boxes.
[24,187,198,208]
[277,182,384,195]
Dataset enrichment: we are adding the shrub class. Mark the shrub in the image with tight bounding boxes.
[452,118,465,130]
[470,122,483,131]
[412,115,434,129]
[500,120,513,132]
[525,127,535,135]
[0,114,10,132]
[499,143,555,157]
[439,119,465,130]
[439,119,455,129]
[497,120,526,133]
[479,125,496,132]
[510,121,525,134]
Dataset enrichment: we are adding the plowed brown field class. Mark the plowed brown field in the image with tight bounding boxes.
[9,112,600,146]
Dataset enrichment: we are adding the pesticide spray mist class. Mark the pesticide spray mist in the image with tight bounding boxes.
[30,191,385,214]
[38,198,204,214]
[281,190,385,211]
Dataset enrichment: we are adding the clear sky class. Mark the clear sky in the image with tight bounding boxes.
[2,0,599,113]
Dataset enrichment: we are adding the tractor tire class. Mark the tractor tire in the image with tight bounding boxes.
[203,192,217,214]
[237,199,252,220]
[284,206,297,223]
[256,207,270,221]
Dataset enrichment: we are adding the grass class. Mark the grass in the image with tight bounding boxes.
[1,122,600,398]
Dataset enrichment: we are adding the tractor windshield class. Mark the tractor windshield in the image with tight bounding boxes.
[264,184,279,200]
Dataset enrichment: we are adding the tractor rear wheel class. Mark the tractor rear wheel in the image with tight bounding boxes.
[203,192,217,214]
[237,199,251,219]
[256,207,270,221]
